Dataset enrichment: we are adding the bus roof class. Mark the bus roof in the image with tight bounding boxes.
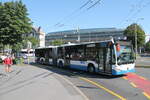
[59,37,114,47]
[35,46,58,49]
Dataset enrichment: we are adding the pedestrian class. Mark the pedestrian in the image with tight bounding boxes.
[3,54,13,73]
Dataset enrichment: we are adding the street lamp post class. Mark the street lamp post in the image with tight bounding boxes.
[134,18,144,59]
[134,24,137,59]
[77,27,80,42]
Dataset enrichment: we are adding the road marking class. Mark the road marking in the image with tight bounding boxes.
[79,77,126,100]
[143,92,150,99]
[130,82,137,88]
[125,73,150,99]
[131,73,136,75]
[122,77,128,80]
[139,76,147,80]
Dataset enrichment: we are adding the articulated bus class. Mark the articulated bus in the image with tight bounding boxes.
[35,46,57,65]
[35,38,135,75]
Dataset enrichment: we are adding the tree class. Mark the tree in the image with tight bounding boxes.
[11,42,23,53]
[0,1,32,47]
[124,23,145,49]
[0,2,4,48]
[145,42,150,52]
[27,37,39,49]
[52,40,64,46]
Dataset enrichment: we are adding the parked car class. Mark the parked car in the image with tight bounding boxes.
[0,55,7,64]
[23,55,27,59]
[0,55,7,61]
[0,58,2,63]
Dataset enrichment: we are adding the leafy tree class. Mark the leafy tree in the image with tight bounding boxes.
[124,23,145,49]
[52,40,64,46]
[11,42,23,53]
[145,42,150,52]
[19,37,39,49]
[0,1,32,47]
[0,3,3,46]
[27,37,39,48]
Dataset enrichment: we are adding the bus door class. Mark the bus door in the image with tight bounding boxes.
[98,47,112,73]
[64,47,71,67]
[97,48,104,72]
[103,48,112,73]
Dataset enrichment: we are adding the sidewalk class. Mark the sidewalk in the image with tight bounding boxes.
[135,56,150,67]
[0,64,88,100]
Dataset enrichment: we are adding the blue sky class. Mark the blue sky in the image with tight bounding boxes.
[2,0,150,40]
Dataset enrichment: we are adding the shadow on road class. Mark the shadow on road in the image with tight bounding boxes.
[31,63,125,80]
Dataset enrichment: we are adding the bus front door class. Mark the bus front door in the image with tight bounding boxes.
[98,48,104,72]
[98,48,112,74]
[104,48,112,74]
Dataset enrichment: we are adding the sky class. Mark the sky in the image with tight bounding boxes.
[1,0,150,41]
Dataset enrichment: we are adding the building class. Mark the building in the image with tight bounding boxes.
[26,27,45,47]
[45,28,124,46]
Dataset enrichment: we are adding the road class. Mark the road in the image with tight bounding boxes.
[35,64,150,100]
[0,63,150,100]
[0,64,87,100]
[136,55,150,67]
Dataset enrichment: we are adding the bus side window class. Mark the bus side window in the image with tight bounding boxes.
[71,53,79,60]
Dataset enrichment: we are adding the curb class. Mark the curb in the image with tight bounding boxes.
[135,66,150,68]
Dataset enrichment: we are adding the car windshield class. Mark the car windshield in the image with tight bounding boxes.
[117,45,134,64]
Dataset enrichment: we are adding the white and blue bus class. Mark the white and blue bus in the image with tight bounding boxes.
[35,38,135,75]
[35,46,57,65]
[20,49,35,58]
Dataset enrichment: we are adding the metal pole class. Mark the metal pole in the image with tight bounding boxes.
[135,18,144,58]
[77,27,80,42]
[61,32,62,43]
[135,24,137,59]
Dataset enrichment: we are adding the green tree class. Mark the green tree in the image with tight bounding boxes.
[0,2,4,51]
[11,42,23,53]
[0,1,32,47]
[124,23,145,49]
[52,40,64,46]
[145,42,150,52]
[27,37,39,48]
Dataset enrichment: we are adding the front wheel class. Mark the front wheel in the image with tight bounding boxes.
[87,65,95,73]
[58,61,63,68]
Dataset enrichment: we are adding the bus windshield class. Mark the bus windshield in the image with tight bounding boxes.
[116,45,134,64]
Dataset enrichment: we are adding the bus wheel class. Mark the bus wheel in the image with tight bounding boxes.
[88,65,95,73]
[41,60,44,65]
[58,61,63,68]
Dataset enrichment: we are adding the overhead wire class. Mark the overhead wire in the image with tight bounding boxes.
[119,0,149,27]
[128,0,148,20]
[50,0,103,30]
[58,0,103,28]
[119,0,142,26]
[87,0,101,10]
[51,0,94,28]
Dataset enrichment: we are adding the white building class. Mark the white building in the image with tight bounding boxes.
[27,27,45,47]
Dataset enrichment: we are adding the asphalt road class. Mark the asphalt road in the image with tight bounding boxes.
[0,65,86,100]
[0,63,150,100]
[20,56,150,100]
[35,64,150,100]
[136,56,150,67]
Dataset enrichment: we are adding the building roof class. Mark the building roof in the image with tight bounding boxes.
[47,28,124,36]
[32,27,45,35]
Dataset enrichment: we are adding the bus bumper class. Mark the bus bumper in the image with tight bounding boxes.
[112,69,135,75]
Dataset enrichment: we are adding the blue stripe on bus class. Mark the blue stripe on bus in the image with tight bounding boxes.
[112,69,135,75]
[70,64,87,71]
